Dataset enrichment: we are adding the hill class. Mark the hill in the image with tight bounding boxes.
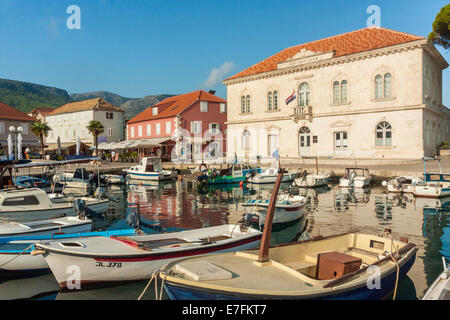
[0,78,70,113]
[70,91,174,120]
[0,78,174,119]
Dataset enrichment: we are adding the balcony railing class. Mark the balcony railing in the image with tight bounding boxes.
[292,106,313,122]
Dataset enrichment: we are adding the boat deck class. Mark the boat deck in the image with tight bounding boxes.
[165,247,394,296]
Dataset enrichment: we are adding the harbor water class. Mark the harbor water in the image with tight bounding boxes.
[0,178,449,300]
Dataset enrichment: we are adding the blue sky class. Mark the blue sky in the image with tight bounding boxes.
[0,0,449,105]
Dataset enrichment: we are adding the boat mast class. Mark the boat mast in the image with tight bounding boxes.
[258,167,284,263]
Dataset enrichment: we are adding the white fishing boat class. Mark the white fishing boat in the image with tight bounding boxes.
[294,171,330,188]
[126,157,177,181]
[0,188,109,220]
[339,168,372,188]
[246,167,299,184]
[382,176,422,193]
[101,174,126,185]
[0,216,92,239]
[0,228,139,279]
[35,224,262,288]
[422,257,449,300]
[413,173,450,198]
[52,168,93,194]
[242,194,307,225]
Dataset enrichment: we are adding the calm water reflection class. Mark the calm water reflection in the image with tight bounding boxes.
[1,178,449,300]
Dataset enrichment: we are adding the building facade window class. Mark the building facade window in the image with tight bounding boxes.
[166,121,171,135]
[106,112,114,119]
[130,127,135,138]
[267,90,279,111]
[241,95,251,114]
[375,73,392,99]
[107,128,112,136]
[333,80,348,104]
[0,122,4,134]
[209,123,220,133]
[152,107,158,116]
[298,82,310,107]
[375,121,392,146]
[242,130,250,150]
[138,125,143,137]
[146,124,151,136]
[267,91,273,111]
[155,123,161,135]
[190,121,201,134]
[220,103,226,113]
[200,101,208,112]
[246,95,250,113]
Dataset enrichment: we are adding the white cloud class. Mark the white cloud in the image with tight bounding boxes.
[202,61,236,88]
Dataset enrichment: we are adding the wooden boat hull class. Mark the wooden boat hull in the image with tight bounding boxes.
[294,175,329,188]
[37,226,262,288]
[422,266,449,300]
[247,172,298,184]
[413,185,450,198]
[127,171,176,181]
[339,178,371,188]
[0,229,138,277]
[159,233,417,301]
[163,253,416,300]
[245,205,305,225]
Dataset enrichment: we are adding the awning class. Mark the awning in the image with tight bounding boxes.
[126,138,171,148]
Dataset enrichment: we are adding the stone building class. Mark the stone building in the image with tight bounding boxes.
[223,27,449,161]
[45,98,124,153]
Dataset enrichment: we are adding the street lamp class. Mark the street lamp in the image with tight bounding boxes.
[9,126,23,160]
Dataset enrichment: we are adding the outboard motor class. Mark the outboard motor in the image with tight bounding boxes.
[299,170,308,181]
[349,171,357,187]
[127,209,141,230]
[94,186,107,199]
[74,199,87,220]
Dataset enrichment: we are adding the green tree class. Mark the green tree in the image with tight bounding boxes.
[87,120,104,156]
[30,121,52,158]
[428,4,450,50]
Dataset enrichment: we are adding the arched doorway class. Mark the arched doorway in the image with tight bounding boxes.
[298,126,311,156]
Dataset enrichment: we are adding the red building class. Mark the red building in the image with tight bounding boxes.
[127,90,227,162]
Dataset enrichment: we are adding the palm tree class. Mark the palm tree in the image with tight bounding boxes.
[30,121,52,159]
[87,120,104,156]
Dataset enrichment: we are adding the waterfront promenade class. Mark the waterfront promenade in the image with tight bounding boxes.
[15,156,450,180]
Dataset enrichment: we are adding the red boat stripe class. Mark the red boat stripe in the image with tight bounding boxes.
[93,236,261,262]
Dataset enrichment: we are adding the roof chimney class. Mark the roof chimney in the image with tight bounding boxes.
[208,90,216,95]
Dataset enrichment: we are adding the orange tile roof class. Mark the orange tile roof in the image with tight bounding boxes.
[29,107,55,115]
[48,98,123,116]
[226,27,424,81]
[0,102,36,122]
[128,90,226,124]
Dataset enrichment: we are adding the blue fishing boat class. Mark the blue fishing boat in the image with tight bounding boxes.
[12,176,59,193]
[160,232,417,300]
[199,163,261,185]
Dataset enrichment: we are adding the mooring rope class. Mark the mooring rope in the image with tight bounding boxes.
[391,245,401,300]
[0,243,35,268]
[137,270,159,301]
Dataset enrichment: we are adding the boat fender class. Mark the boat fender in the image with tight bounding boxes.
[381,181,388,187]
[31,249,46,256]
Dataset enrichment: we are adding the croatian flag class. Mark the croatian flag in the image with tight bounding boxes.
[285,90,296,105]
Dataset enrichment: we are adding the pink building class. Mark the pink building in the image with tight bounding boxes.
[127,90,227,162]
